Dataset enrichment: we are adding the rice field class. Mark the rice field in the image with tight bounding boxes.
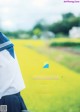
[12,39,80,112]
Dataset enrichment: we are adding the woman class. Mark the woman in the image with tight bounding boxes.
[0,32,28,112]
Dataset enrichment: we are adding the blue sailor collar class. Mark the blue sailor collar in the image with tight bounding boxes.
[0,32,15,58]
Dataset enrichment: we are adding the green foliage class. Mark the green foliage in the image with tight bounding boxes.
[49,13,80,35]
[33,28,42,36]
[55,33,67,38]
[50,42,80,47]
[3,31,31,39]
[4,31,19,38]
[62,13,75,19]
[33,22,45,31]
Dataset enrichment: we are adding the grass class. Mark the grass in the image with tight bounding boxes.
[49,38,80,43]
[26,38,80,73]
[12,39,80,112]
[49,38,80,73]
[26,45,80,73]
[70,46,80,53]
[51,49,80,73]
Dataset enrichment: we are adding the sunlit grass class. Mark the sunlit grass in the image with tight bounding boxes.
[50,38,80,43]
[12,39,80,112]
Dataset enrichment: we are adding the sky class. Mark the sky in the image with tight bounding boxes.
[0,0,80,31]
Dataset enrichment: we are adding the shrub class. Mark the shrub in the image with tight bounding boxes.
[50,42,80,47]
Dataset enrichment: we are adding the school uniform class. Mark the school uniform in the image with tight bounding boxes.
[0,32,28,112]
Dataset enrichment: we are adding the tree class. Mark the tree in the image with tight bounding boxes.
[62,13,75,20]
[33,28,41,37]
[48,13,80,35]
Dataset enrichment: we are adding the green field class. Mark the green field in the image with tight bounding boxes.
[12,39,80,112]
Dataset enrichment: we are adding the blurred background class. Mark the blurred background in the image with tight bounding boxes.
[0,0,80,112]
[0,0,80,39]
